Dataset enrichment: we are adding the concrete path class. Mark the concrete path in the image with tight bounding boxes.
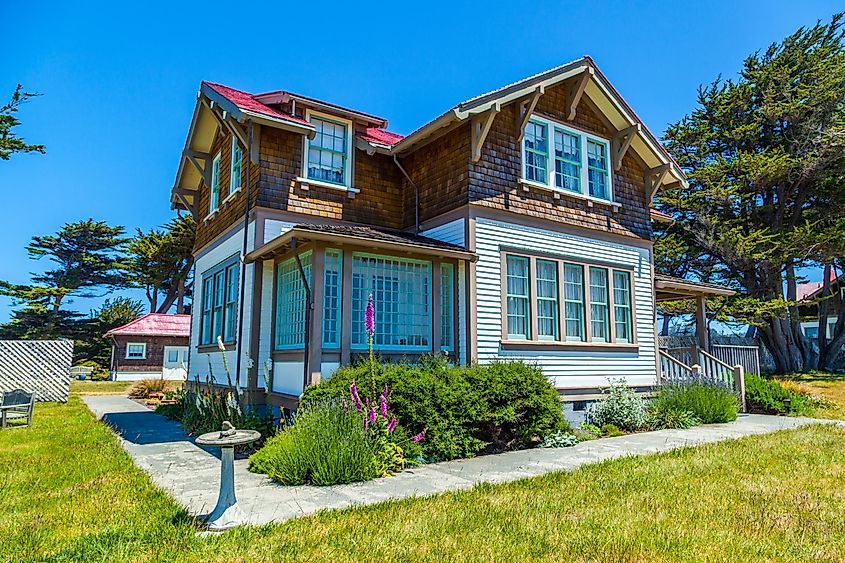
[82,395,842,526]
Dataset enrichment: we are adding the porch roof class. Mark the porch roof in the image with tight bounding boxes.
[244,224,477,264]
[655,274,736,302]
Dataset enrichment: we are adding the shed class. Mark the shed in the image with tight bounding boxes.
[105,314,191,381]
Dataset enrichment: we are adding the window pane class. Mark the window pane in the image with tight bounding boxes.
[563,264,585,341]
[209,154,221,211]
[440,263,455,351]
[212,270,225,343]
[613,270,633,344]
[536,259,558,340]
[554,129,581,192]
[275,252,312,349]
[590,267,609,342]
[322,249,342,348]
[223,264,239,342]
[201,277,214,345]
[524,121,548,184]
[506,256,530,339]
[351,254,431,350]
[307,117,347,185]
[587,140,609,199]
[230,139,242,193]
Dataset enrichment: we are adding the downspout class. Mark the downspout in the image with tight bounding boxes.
[290,237,312,391]
[234,120,253,395]
[393,154,420,235]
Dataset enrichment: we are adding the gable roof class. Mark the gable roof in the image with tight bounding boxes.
[105,314,191,338]
[798,270,843,301]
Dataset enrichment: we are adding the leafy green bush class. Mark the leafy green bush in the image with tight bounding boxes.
[600,423,625,437]
[651,383,738,424]
[643,404,701,430]
[538,430,579,448]
[302,360,568,461]
[585,379,647,431]
[745,374,814,415]
[248,401,376,486]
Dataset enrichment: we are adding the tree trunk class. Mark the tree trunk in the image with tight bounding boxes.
[660,314,671,336]
[818,264,832,368]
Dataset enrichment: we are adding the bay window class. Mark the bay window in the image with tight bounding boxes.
[275,252,312,350]
[503,252,635,346]
[200,257,239,346]
[522,115,612,202]
[322,249,342,348]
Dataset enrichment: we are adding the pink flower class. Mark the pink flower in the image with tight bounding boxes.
[379,393,388,418]
[365,294,375,336]
[387,417,397,433]
[350,382,362,411]
[369,407,377,424]
[411,429,427,443]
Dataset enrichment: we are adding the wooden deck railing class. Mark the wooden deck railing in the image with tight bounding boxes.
[711,344,761,376]
[658,348,747,412]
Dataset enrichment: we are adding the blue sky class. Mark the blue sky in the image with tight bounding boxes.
[0,1,839,323]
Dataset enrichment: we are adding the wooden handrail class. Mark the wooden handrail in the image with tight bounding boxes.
[698,348,735,371]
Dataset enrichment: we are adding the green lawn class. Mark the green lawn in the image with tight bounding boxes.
[3,399,845,562]
[780,372,845,420]
[69,379,133,396]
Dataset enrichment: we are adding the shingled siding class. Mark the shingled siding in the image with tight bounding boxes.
[401,123,472,227]
[257,127,406,229]
[469,85,652,241]
[112,335,188,373]
[195,129,261,250]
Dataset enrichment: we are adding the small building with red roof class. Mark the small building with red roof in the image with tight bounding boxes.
[105,314,191,381]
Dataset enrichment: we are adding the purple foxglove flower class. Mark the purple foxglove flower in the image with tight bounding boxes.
[411,429,427,443]
[369,407,377,424]
[365,294,375,336]
[350,382,362,411]
[387,417,397,433]
[380,393,388,418]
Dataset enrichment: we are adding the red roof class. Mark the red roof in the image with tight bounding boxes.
[106,314,191,338]
[357,127,405,147]
[203,82,313,129]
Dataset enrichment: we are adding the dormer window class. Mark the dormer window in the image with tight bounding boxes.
[522,115,613,202]
[303,111,353,189]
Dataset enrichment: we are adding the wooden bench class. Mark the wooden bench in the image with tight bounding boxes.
[1,389,35,428]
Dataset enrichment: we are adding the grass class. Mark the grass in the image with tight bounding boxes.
[779,372,845,420]
[69,379,132,396]
[3,400,845,562]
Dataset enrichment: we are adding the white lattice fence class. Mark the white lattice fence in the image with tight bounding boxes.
[0,340,73,402]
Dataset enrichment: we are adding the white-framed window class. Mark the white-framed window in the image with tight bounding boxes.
[126,343,146,360]
[521,115,613,202]
[200,256,239,345]
[274,252,313,350]
[351,253,432,351]
[322,249,343,349]
[229,137,242,195]
[303,110,353,188]
[440,263,455,352]
[209,152,221,214]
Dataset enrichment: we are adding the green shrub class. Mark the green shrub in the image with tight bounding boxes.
[128,378,173,399]
[745,374,814,415]
[600,423,625,437]
[302,360,568,461]
[644,404,701,430]
[585,379,647,431]
[538,430,579,448]
[248,401,376,486]
[651,383,738,424]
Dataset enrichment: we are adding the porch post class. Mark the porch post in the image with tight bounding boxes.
[695,294,710,352]
[308,244,325,386]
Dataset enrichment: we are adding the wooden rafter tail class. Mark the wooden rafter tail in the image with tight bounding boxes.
[470,103,500,163]
[612,124,640,171]
[567,67,594,121]
[515,85,544,143]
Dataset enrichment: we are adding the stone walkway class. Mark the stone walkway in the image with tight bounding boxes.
[82,395,841,526]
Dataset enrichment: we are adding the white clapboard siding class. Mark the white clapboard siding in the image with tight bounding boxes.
[188,223,255,386]
[474,218,657,388]
[421,218,465,247]
[264,219,296,244]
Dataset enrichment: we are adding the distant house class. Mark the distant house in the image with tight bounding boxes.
[798,271,845,342]
[105,314,191,381]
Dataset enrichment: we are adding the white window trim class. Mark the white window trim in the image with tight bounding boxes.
[300,109,354,190]
[227,137,242,202]
[520,115,615,205]
[126,342,147,360]
[207,151,222,218]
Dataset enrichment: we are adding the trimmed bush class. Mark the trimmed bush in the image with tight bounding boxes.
[651,383,738,424]
[248,401,376,486]
[302,359,568,461]
[745,374,814,415]
[585,379,647,431]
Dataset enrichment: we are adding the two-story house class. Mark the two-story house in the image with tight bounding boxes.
[171,56,722,412]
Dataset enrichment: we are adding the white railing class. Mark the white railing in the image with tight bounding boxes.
[659,351,696,385]
[711,344,761,376]
[698,348,736,389]
[658,348,747,412]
